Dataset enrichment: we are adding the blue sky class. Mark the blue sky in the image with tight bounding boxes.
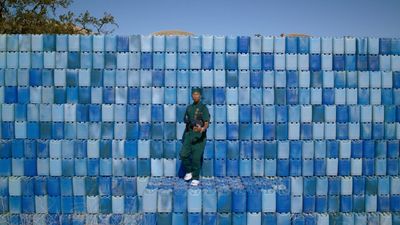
[66,0,400,37]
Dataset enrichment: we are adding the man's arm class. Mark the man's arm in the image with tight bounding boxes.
[200,121,208,133]
[183,107,189,124]
[194,121,208,133]
[199,105,210,133]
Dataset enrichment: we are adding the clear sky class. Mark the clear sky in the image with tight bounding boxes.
[66,0,400,37]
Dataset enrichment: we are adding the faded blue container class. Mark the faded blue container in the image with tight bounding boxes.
[315,195,328,213]
[232,213,246,225]
[172,212,187,225]
[202,159,214,177]
[142,188,158,212]
[292,214,305,225]
[247,212,261,225]
[261,189,276,212]
[217,188,232,213]
[188,212,201,225]
[157,213,172,225]
[304,214,316,225]
[217,212,231,225]
[354,213,367,225]
[142,213,157,225]
[276,213,291,225]
[226,159,239,176]
[341,195,352,213]
[303,195,315,213]
[247,188,262,212]
[232,189,246,213]
[157,189,173,213]
[276,191,291,213]
[187,188,202,213]
[239,159,251,176]
[214,159,226,177]
[202,188,217,213]
[262,213,276,225]
[202,212,216,225]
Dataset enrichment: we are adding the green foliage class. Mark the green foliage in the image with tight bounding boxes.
[0,0,118,34]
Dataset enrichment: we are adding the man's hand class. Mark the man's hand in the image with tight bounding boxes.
[193,124,203,133]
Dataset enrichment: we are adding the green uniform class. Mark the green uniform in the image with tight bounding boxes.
[179,100,210,180]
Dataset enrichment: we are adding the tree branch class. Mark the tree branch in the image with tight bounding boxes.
[1,0,117,34]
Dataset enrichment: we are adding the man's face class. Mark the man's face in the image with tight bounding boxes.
[192,92,201,102]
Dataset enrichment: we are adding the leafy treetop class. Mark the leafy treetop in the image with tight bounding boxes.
[0,0,118,34]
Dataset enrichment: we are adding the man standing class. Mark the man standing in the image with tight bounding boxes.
[179,87,210,186]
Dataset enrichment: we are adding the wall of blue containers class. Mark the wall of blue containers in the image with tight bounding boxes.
[0,34,400,224]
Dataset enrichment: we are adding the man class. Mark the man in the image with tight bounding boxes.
[179,87,210,186]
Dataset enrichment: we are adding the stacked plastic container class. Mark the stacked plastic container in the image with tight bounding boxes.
[0,34,400,224]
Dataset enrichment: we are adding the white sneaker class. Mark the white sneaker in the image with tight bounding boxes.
[184,172,192,181]
[191,179,200,186]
